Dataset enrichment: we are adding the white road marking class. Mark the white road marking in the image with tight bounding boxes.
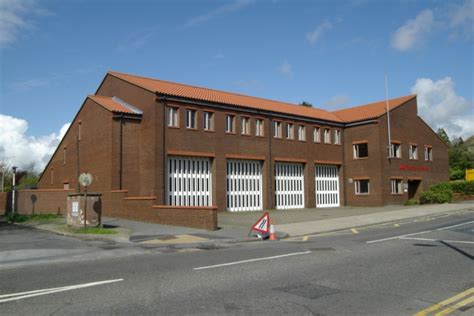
[436,220,474,231]
[366,231,432,244]
[194,251,312,270]
[400,237,474,245]
[0,279,123,303]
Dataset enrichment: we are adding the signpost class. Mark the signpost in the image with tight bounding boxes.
[78,173,92,230]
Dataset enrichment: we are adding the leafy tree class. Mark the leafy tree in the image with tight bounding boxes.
[17,172,40,189]
[436,128,450,146]
[299,101,313,107]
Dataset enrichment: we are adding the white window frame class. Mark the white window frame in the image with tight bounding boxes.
[298,125,306,141]
[391,179,403,194]
[203,111,213,131]
[241,117,250,135]
[255,119,264,137]
[424,146,433,161]
[324,129,331,144]
[334,129,341,145]
[273,121,282,138]
[409,145,418,160]
[355,179,370,195]
[186,109,197,129]
[390,143,401,158]
[285,123,294,140]
[313,127,321,143]
[353,143,369,158]
[167,107,179,127]
[226,115,235,133]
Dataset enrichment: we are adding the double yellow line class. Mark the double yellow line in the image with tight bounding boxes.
[414,287,474,316]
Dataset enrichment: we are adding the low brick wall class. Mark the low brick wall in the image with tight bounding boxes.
[16,189,73,215]
[151,206,218,230]
[0,192,7,215]
[453,193,474,201]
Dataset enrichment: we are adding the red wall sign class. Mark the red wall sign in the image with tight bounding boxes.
[399,164,429,171]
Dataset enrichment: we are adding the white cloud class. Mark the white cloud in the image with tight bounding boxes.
[0,114,70,173]
[306,20,332,45]
[0,0,50,47]
[411,77,474,139]
[277,60,293,78]
[184,0,254,28]
[448,0,474,39]
[391,9,434,51]
[323,94,350,107]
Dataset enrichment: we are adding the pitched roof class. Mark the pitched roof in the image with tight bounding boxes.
[88,95,142,115]
[332,94,416,123]
[108,71,342,123]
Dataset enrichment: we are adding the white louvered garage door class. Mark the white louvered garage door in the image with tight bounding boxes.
[226,160,263,212]
[275,162,305,210]
[167,156,212,206]
[315,164,340,208]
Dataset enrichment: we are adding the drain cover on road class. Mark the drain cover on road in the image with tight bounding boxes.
[275,283,340,300]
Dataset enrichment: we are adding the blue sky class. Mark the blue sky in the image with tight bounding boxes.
[0,0,473,171]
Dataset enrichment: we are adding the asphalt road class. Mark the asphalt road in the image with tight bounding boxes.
[0,211,473,315]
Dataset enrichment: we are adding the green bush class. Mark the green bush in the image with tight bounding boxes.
[404,199,419,206]
[419,190,452,204]
[449,180,474,195]
[449,168,465,181]
[6,213,29,223]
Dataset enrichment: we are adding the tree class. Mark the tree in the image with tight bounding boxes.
[299,101,313,107]
[17,172,40,190]
[436,128,450,146]
[448,137,474,180]
[0,159,10,192]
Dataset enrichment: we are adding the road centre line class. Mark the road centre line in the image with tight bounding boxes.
[0,279,123,303]
[366,231,432,244]
[436,220,474,231]
[194,251,312,270]
[400,237,474,245]
[413,287,474,316]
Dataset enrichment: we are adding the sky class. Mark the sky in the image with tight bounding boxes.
[0,0,473,172]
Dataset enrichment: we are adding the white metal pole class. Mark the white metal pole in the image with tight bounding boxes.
[385,75,392,158]
[12,167,17,215]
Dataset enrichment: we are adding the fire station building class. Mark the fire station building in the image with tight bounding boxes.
[32,71,448,228]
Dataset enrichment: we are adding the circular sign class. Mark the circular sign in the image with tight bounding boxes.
[79,173,93,187]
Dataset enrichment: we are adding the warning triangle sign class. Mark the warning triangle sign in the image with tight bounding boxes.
[251,212,270,234]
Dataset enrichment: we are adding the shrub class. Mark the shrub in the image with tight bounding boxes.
[449,168,465,181]
[449,180,474,195]
[419,190,452,204]
[6,212,29,223]
[404,199,419,206]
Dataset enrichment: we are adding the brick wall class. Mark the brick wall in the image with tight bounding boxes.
[0,192,7,214]
[16,189,73,215]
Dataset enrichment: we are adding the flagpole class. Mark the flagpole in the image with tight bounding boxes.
[385,74,392,158]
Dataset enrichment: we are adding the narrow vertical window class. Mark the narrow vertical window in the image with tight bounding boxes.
[409,145,418,160]
[285,123,294,140]
[313,127,321,143]
[255,119,264,137]
[226,115,235,133]
[273,121,282,138]
[424,146,433,161]
[51,168,54,185]
[63,147,67,165]
[241,117,250,135]
[390,143,401,158]
[391,179,403,194]
[203,111,213,131]
[167,107,179,127]
[186,109,197,129]
[78,122,82,141]
[324,129,331,144]
[298,125,306,141]
[334,130,341,145]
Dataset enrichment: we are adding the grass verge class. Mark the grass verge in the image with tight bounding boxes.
[67,227,117,235]
[7,213,62,223]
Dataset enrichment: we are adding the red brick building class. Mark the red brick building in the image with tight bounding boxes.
[32,71,448,227]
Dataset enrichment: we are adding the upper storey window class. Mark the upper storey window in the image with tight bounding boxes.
[186,109,197,129]
[353,143,368,158]
[409,145,418,160]
[333,130,342,145]
[203,112,214,131]
[273,121,282,138]
[313,127,321,143]
[226,115,235,133]
[255,119,264,137]
[241,117,250,135]
[324,129,331,144]
[298,125,306,141]
[285,123,294,140]
[424,146,433,161]
[167,107,179,127]
[390,142,401,158]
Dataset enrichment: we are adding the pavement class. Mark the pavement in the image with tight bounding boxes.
[11,201,474,246]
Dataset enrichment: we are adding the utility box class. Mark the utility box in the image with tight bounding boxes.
[67,193,102,227]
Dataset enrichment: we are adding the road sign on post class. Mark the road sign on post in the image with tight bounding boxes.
[78,173,92,230]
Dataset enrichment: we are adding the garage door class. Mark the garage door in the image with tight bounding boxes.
[226,160,263,212]
[275,162,305,210]
[167,156,212,206]
[315,164,340,208]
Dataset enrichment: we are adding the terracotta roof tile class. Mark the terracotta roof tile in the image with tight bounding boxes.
[108,71,342,123]
[88,95,141,115]
[332,94,416,123]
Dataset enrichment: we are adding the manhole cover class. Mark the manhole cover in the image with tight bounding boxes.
[275,283,340,300]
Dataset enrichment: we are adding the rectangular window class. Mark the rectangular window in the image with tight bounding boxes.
[63,147,67,165]
[51,169,54,185]
[273,121,282,138]
[285,123,294,139]
[355,179,370,195]
[424,146,433,161]
[226,115,235,133]
[391,179,403,194]
[333,130,342,145]
[186,109,197,129]
[313,127,321,143]
[324,129,331,144]
[241,117,250,135]
[167,107,179,127]
[390,143,401,158]
[353,143,369,158]
[409,145,418,160]
[255,119,264,137]
[78,122,82,141]
[203,111,214,131]
[298,125,306,141]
